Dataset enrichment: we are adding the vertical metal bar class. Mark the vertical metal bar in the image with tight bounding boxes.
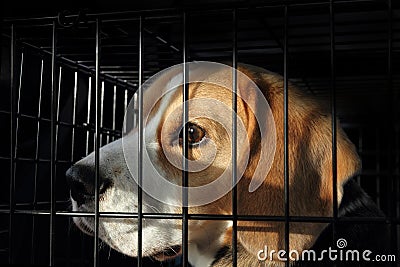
[231,8,238,267]
[137,15,144,267]
[10,38,23,265]
[133,93,137,128]
[81,73,92,266]
[55,67,62,157]
[71,71,78,162]
[9,41,24,265]
[31,59,44,264]
[66,221,72,267]
[100,81,105,146]
[112,85,117,141]
[124,90,128,113]
[50,21,58,267]
[357,128,363,185]
[375,130,381,207]
[94,18,101,267]
[86,77,92,155]
[283,5,290,267]
[330,0,338,241]
[16,51,23,151]
[182,11,189,267]
[123,90,128,134]
[8,23,16,265]
[387,0,398,258]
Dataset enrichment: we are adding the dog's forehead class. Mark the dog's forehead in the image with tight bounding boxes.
[146,82,234,120]
[166,82,234,108]
[143,66,242,117]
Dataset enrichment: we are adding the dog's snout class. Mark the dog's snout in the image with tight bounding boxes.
[66,165,112,206]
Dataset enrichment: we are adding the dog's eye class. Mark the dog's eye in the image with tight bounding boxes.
[179,123,206,146]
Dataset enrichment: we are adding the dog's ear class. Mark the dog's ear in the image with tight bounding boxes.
[316,119,362,202]
[234,65,361,259]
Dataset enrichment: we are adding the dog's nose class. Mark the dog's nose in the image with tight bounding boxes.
[66,165,112,206]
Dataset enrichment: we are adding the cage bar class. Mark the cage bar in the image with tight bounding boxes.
[283,5,290,267]
[55,66,62,158]
[100,81,105,145]
[30,58,44,264]
[71,71,78,162]
[387,0,399,259]
[137,15,144,267]
[94,18,101,267]
[181,11,189,267]
[231,8,238,267]
[0,209,394,223]
[123,89,128,134]
[376,130,381,207]
[330,0,338,235]
[112,85,117,142]
[8,23,16,265]
[49,20,58,267]
[86,77,92,156]
[357,128,363,185]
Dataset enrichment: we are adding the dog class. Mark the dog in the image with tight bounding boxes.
[66,63,390,266]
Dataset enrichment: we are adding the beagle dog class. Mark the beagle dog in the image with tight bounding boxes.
[66,63,390,266]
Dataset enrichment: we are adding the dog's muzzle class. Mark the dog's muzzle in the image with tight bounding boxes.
[66,165,112,206]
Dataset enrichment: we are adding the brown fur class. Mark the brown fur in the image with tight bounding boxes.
[152,64,361,266]
[232,66,361,264]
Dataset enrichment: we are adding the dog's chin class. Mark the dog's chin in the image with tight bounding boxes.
[71,198,182,261]
[70,198,96,237]
[73,217,95,236]
[150,245,182,261]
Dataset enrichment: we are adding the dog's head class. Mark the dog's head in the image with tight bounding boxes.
[66,63,360,265]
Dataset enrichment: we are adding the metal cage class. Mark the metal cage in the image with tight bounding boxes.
[0,1,399,266]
